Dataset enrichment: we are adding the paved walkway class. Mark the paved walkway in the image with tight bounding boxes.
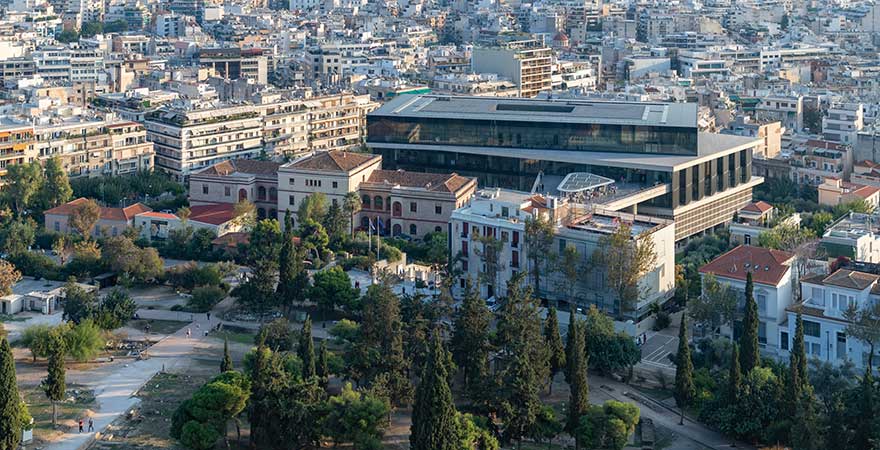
[43,311,214,450]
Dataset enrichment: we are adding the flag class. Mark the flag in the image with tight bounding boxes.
[377,217,385,233]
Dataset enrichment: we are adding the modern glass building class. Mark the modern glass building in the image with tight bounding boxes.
[367,95,764,241]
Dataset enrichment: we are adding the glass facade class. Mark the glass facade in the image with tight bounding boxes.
[368,117,699,155]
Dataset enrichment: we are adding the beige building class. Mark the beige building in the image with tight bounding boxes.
[0,123,36,179]
[277,151,382,227]
[33,120,155,178]
[818,177,880,209]
[44,197,151,237]
[303,93,378,153]
[189,159,282,220]
[472,36,553,98]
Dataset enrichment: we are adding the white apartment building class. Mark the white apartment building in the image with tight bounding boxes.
[699,245,796,357]
[145,105,263,180]
[32,46,106,84]
[450,189,675,327]
[823,103,864,145]
[819,212,880,264]
[302,93,377,153]
[756,95,804,133]
[253,95,309,156]
[790,269,880,370]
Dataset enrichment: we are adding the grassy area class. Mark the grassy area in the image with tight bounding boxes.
[0,313,29,322]
[126,319,187,335]
[212,329,257,346]
[23,384,95,441]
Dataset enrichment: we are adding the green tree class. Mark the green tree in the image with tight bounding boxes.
[852,367,877,450]
[80,21,103,37]
[247,219,282,264]
[565,303,578,385]
[221,337,233,372]
[343,192,362,236]
[309,267,358,314]
[317,339,329,381]
[566,317,589,448]
[41,157,72,209]
[791,386,821,450]
[20,324,52,361]
[500,351,541,447]
[728,344,742,402]
[531,405,563,449]
[42,328,66,427]
[256,318,293,351]
[576,401,639,450]
[0,260,20,297]
[55,29,79,43]
[673,314,695,425]
[0,338,26,450]
[757,222,816,251]
[4,161,44,215]
[180,421,219,450]
[359,279,411,406]
[63,320,103,362]
[323,383,390,449]
[555,245,581,306]
[544,307,565,393]
[810,211,834,235]
[0,219,36,256]
[234,258,278,315]
[298,316,316,379]
[95,288,137,330]
[68,198,101,238]
[592,223,657,316]
[297,192,328,225]
[844,300,880,369]
[410,332,458,450]
[277,212,308,312]
[323,201,348,245]
[63,279,97,324]
[688,273,737,337]
[524,214,554,296]
[451,278,491,393]
[739,272,760,373]
[583,306,640,376]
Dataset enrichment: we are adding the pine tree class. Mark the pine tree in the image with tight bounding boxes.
[42,330,66,428]
[0,338,24,450]
[674,314,695,425]
[853,367,877,450]
[564,303,578,384]
[565,319,588,448]
[317,340,329,382]
[543,307,565,394]
[791,386,821,450]
[221,337,233,372]
[410,332,458,450]
[298,316,316,379]
[450,278,491,392]
[739,271,760,373]
[728,344,741,402]
[501,351,541,447]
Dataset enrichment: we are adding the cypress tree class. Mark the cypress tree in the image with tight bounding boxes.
[277,211,307,313]
[564,303,578,384]
[793,312,808,386]
[450,278,491,392]
[317,339,329,381]
[221,337,233,372]
[42,330,66,428]
[410,332,458,450]
[674,314,695,425]
[739,271,760,373]
[728,344,741,402]
[853,367,877,450]
[787,313,806,413]
[565,319,588,448]
[543,307,566,393]
[0,338,24,450]
[298,316,316,379]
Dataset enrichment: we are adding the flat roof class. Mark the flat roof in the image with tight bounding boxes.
[370,95,699,128]
[370,131,758,172]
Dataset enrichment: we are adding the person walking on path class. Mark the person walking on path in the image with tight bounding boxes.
[186,328,191,339]
[88,418,94,432]
[78,419,84,433]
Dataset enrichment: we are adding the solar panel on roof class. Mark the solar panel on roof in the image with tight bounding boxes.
[557,172,615,193]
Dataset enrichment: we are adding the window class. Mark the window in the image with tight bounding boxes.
[332,199,338,207]
[410,224,417,235]
[837,332,846,360]
[332,181,338,189]
[810,343,821,356]
[462,260,468,271]
[502,206,509,217]
[512,250,519,268]
[744,234,751,245]
[435,205,442,215]
[501,231,509,242]
[202,184,209,195]
[54,221,60,232]
[512,231,520,247]
[374,196,383,210]
[410,202,417,212]
[289,195,295,205]
[803,320,821,338]
[780,331,789,351]
[289,178,295,185]
[461,241,468,256]
[756,293,767,316]
[758,321,767,344]
[435,226,442,232]
[224,186,230,196]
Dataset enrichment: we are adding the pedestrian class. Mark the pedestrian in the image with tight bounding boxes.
[186,328,191,338]
[88,418,94,432]
[78,419,84,433]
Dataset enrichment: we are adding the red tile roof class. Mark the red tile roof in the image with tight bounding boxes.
[189,203,239,226]
[44,198,150,222]
[851,185,880,199]
[198,159,281,177]
[801,269,879,291]
[699,245,795,286]
[741,201,773,214]
[289,151,380,172]
[366,170,475,193]
[137,211,179,220]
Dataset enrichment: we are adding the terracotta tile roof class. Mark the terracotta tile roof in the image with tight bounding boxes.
[851,185,880,199]
[699,245,795,286]
[289,151,379,172]
[366,170,475,193]
[856,160,880,169]
[137,211,178,220]
[198,159,280,177]
[741,201,773,214]
[810,269,880,290]
[189,203,239,226]
[44,198,150,222]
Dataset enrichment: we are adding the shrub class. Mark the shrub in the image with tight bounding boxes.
[6,252,60,280]
[186,285,226,313]
[653,311,671,331]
